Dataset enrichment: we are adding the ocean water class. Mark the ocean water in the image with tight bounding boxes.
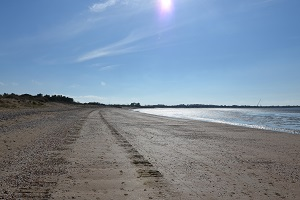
[135,108,300,134]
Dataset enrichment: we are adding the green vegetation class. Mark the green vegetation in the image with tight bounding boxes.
[0,93,77,108]
[0,93,139,108]
[0,93,75,103]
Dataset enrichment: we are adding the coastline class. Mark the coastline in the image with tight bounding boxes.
[98,108,300,199]
[135,107,300,135]
[1,107,299,199]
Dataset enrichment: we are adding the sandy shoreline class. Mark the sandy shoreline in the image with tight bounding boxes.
[1,107,299,199]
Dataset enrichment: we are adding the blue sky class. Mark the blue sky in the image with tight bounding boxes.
[0,0,299,106]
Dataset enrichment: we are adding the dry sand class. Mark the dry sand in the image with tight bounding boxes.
[0,104,94,199]
[1,106,299,199]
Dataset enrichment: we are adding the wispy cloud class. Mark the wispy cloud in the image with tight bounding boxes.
[0,82,4,86]
[89,0,155,13]
[77,32,147,62]
[99,65,117,71]
[89,0,118,13]
[77,26,176,62]
[101,81,107,86]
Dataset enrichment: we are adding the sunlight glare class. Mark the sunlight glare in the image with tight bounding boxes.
[160,0,173,12]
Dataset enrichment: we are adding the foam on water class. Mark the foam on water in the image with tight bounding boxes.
[135,108,300,134]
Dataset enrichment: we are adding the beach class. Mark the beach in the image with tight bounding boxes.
[1,106,299,199]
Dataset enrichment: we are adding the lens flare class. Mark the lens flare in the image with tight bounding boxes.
[159,0,173,12]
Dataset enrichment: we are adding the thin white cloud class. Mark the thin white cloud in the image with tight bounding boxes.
[99,65,117,71]
[0,82,4,86]
[89,0,155,13]
[89,0,118,13]
[101,81,107,86]
[89,63,118,71]
[77,26,176,62]
[76,32,146,62]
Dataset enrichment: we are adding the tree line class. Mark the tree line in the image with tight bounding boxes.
[0,93,75,104]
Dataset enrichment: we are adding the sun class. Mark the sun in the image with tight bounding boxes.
[159,0,173,12]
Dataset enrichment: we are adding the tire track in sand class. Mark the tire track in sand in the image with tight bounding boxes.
[52,110,176,200]
[99,111,164,179]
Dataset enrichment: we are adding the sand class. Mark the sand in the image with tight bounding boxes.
[1,106,299,199]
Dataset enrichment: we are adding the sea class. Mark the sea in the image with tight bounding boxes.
[135,107,300,134]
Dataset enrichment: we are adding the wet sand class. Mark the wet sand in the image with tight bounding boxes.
[1,107,299,199]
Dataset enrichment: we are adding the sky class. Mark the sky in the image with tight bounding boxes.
[0,0,300,106]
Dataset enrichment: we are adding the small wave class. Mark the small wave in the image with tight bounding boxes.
[135,108,300,134]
